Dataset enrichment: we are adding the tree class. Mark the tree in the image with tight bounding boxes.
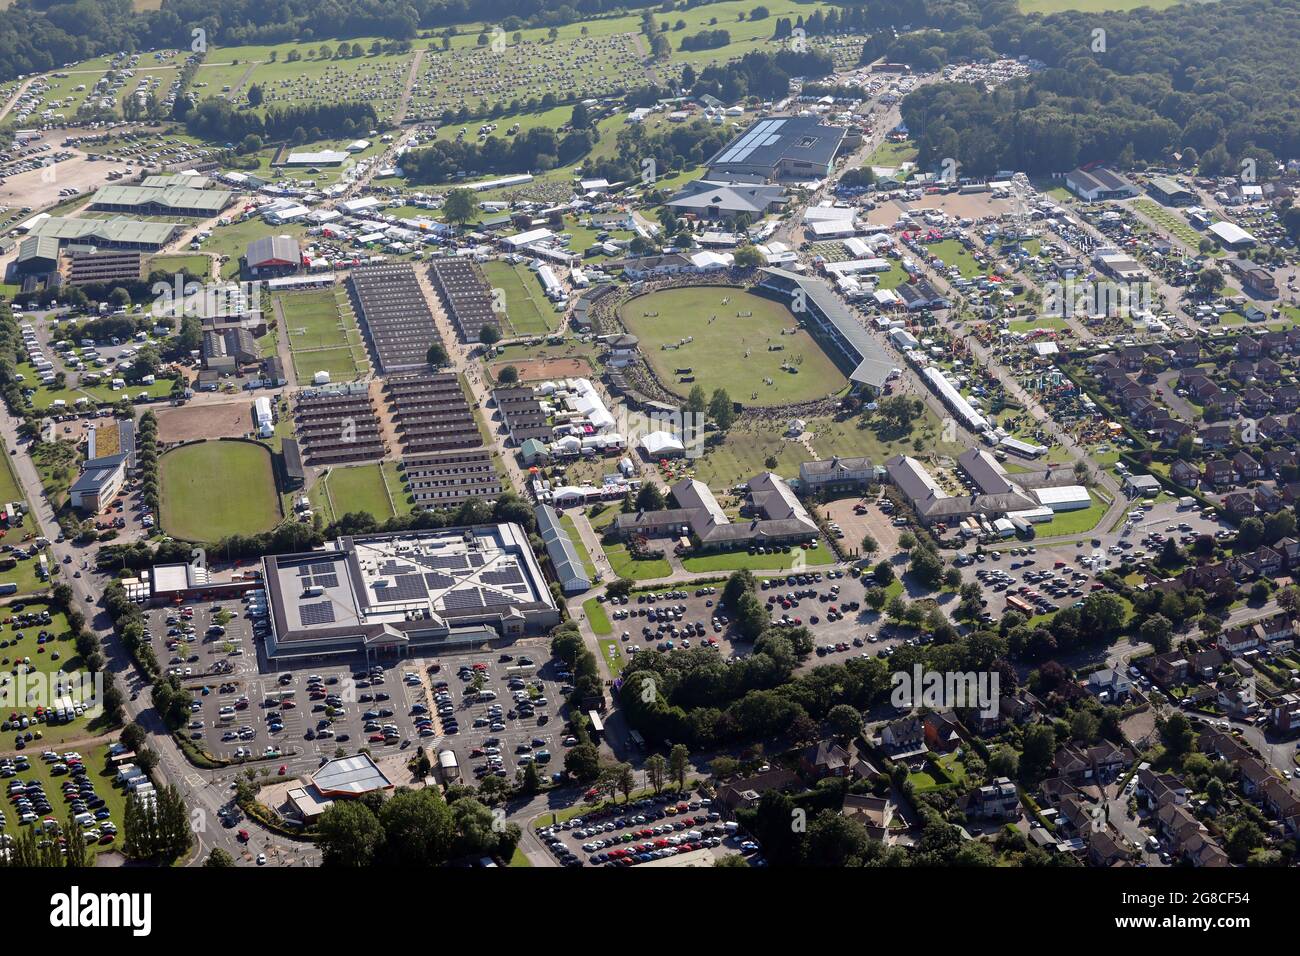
[669,743,690,791]
[1140,613,1174,654]
[733,245,762,268]
[426,342,448,367]
[873,560,895,586]
[645,753,668,794]
[316,800,385,867]
[636,482,665,512]
[377,789,455,867]
[64,811,87,867]
[735,592,769,640]
[708,388,735,431]
[521,759,540,795]
[479,325,501,346]
[1020,724,1056,785]
[204,847,235,867]
[860,533,877,557]
[685,384,707,415]
[497,365,519,385]
[571,101,591,130]
[826,703,863,740]
[443,187,476,225]
[722,569,756,609]
[246,84,263,107]
[565,743,601,782]
[615,762,636,803]
[1159,711,1195,760]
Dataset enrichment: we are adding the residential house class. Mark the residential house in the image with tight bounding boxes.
[878,716,925,757]
[799,740,852,781]
[960,777,1021,822]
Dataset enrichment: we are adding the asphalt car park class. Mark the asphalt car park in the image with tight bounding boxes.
[435,641,568,783]
[600,574,878,669]
[534,789,744,867]
[958,498,1230,618]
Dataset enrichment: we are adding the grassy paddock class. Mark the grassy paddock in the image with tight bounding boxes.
[160,441,281,541]
[620,287,847,407]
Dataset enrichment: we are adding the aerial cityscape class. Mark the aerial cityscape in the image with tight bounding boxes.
[0,0,1293,911]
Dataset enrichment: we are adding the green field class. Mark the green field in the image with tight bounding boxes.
[160,441,281,541]
[481,260,552,335]
[681,543,835,573]
[621,287,848,407]
[583,597,612,635]
[148,254,210,278]
[277,289,367,382]
[927,239,985,279]
[603,540,672,581]
[1032,490,1109,538]
[310,463,396,522]
[0,742,131,856]
[560,514,598,579]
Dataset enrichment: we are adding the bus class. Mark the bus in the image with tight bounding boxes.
[588,710,604,742]
[1005,595,1033,615]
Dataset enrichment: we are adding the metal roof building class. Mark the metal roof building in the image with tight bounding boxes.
[535,504,591,594]
[757,267,897,392]
[310,753,393,797]
[90,183,233,216]
[26,216,180,251]
[246,235,302,269]
[706,116,846,182]
[260,524,560,661]
[1208,221,1257,249]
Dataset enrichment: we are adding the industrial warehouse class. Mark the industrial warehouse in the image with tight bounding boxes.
[24,216,181,251]
[705,115,847,182]
[260,524,561,661]
[89,183,234,217]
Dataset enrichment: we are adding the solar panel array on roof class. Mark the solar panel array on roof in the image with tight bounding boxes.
[349,263,444,373]
[713,118,786,165]
[442,588,483,610]
[311,573,339,589]
[299,602,337,626]
[375,574,428,602]
[424,572,455,589]
[482,567,524,586]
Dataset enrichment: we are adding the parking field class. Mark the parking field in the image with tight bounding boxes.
[598,572,899,671]
[963,498,1230,619]
[822,494,906,559]
[534,788,751,868]
[432,641,570,784]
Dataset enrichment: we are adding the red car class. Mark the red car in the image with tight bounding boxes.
[368,734,385,743]
[277,765,287,775]
[237,829,250,843]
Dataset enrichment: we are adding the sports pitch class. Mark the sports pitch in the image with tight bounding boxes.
[619,287,848,406]
[159,441,282,542]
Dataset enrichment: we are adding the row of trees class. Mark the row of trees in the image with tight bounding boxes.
[181,97,379,146]
[404,125,598,185]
